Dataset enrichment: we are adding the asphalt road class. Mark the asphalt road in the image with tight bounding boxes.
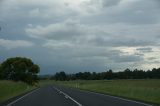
[5,85,153,106]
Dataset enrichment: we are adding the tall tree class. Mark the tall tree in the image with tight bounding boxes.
[0,57,40,85]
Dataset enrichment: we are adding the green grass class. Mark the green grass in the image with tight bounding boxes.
[54,79,160,105]
[0,80,54,103]
[0,80,36,103]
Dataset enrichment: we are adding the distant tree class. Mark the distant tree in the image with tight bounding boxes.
[98,72,105,80]
[105,69,113,80]
[90,72,98,80]
[83,72,91,80]
[75,72,83,80]
[0,63,2,79]
[146,70,151,78]
[52,68,160,81]
[132,69,145,79]
[55,71,67,81]
[151,68,160,78]
[0,57,40,85]
[124,68,132,79]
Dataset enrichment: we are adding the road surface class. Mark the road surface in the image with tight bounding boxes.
[5,85,153,106]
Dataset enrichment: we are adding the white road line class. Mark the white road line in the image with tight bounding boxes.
[7,88,40,106]
[77,89,153,106]
[52,86,83,106]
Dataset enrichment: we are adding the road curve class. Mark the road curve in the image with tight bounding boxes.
[5,85,153,106]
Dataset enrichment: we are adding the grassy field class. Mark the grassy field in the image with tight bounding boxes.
[0,80,36,103]
[54,79,160,105]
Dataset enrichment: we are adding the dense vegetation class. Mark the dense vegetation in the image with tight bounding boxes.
[50,68,160,81]
[0,57,40,85]
[55,80,160,105]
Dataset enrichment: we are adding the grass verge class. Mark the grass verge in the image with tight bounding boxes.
[54,79,160,105]
[0,80,36,103]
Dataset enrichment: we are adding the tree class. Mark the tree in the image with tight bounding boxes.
[90,72,98,80]
[124,68,132,79]
[105,69,113,80]
[151,68,160,78]
[0,63,3,79]
[0,57,40,85]
[54,71,67,81]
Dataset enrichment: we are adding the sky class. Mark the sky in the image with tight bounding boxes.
[0,0,160,74]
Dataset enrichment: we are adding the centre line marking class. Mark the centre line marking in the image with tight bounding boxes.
[52,86,82,106]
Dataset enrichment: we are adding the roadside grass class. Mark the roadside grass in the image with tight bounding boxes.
[0,80,54,103]
[54,79,160,105]
[0,80,36,103]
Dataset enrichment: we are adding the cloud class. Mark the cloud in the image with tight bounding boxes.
[89,36,154,47]
[26,19,159,49]
[110,54,143,63]
[147,57,156,61]
[25,19,88,40]
[101,0,121,7]
[0,39,34,50]
[0,0,160,73]
[84,0,160,24]
[136,47,153,53]
[43,40,73,49]
[43,40,144,63]
[29,8,40,17]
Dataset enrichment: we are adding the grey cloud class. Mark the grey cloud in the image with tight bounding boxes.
[0,0,160,74]
[147,57,156,60]
[90,36,154,47]
[136,47,153,53]
[43,42,143,63]
[134,52,144,56]
[83,0,160,25]
[86,0,121,9]
[0,39,34,49]
[153,61,160,64]
[111,55,143,63]
[154,0,160,5]
[102,0,121,7]
[25,20,88,40]
[76,49,144,63]
[26,20,158,48]
[105,50,143,63]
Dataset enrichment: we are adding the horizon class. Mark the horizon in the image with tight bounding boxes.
[0,0,160,74]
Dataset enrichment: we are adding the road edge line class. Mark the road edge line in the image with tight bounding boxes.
[52,86,82,106]
[6,88,40,106]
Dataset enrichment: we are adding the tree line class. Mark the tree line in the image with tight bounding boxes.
[50,68,160,81]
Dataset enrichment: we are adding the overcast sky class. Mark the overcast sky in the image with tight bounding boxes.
[0,0,160,74]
